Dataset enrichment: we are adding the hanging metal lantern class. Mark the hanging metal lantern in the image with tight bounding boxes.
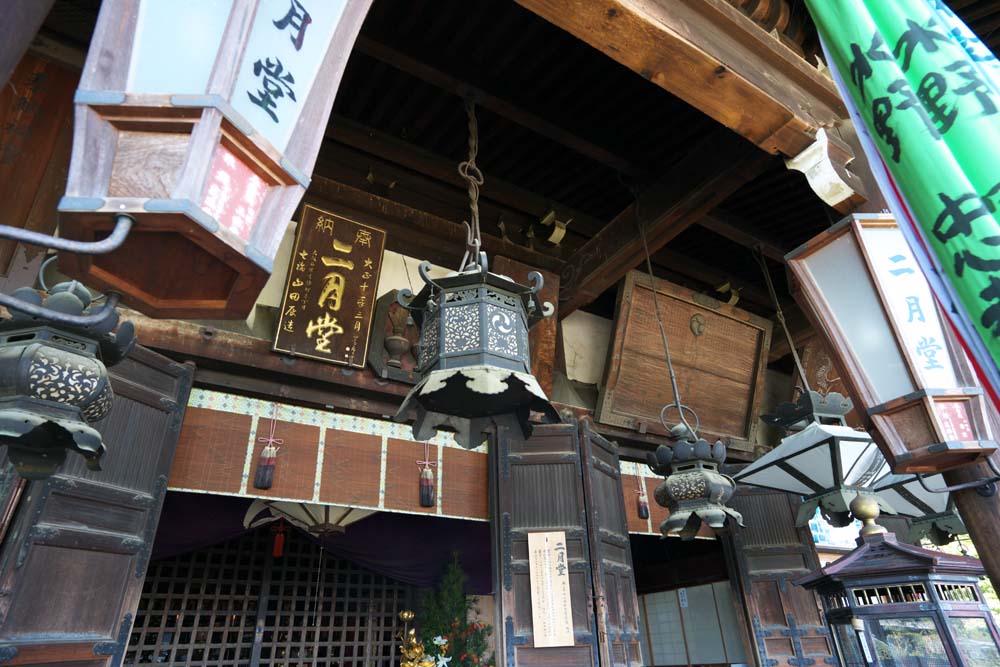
[646,430,743,540]
[873,472,968,546]
[735,391,893,527]
[392,102,558,449]
[0,281,134,479]
[244,499,375,538]
[394,256,559,448]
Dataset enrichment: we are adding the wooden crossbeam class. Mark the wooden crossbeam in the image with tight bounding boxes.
[558,130,773,317]
[699,211,788,263]
[352,35,643,177]
[515,0,848,162]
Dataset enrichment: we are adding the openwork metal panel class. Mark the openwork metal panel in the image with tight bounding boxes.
[126,528,414,667]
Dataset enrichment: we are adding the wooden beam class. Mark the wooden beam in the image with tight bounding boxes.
[558,129,772,317]
[326,114,604,237]
[127,309,411,400]
[515,0,850,162]
[698,211,788,263]
[352,35,642,177]
[306,173,564,274]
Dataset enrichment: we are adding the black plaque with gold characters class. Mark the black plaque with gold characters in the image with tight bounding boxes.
[273,205,386,368]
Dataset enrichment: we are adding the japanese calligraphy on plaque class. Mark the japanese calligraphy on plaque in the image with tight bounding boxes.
[527,531,574,648]
[273,205,385,368]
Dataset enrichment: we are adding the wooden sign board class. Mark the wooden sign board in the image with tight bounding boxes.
[528,530,575,648]
[273,205,386,368]
[597,271,772,452]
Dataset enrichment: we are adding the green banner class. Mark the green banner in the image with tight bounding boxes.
[806,0,1000,387]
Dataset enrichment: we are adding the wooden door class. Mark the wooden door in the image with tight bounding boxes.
[0,346,194,666]
[579,421,642,667]
[727,488,836,667]
[492,422,599,667]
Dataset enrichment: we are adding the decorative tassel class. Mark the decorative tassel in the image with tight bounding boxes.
[636,469,650,520]
[272,519,286,559]
[416,442,437,508]
[637,486,650,520]
[254,405,283,490]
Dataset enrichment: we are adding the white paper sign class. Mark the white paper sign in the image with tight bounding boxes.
[528,531,574,648]
[678,587,689,608]
[862,224,958,388]
[231,0,348,152]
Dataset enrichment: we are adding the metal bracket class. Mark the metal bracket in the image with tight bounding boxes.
[0,213,132,255]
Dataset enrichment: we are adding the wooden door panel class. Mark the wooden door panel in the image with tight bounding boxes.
[494,422,597,667]
[729,489,836,667]
[580,422,642,667]
[0,346,193,665]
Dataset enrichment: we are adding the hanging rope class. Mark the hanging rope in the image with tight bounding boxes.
[751,247,810,394]
[457,100,485,271]
[634,202,698,437]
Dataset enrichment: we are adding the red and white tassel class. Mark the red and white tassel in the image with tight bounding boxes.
[254,405,283,490]
[417,442,437,508]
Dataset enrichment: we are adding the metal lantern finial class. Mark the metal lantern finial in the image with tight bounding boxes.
[392,103,559,448]
[0,281,134,479]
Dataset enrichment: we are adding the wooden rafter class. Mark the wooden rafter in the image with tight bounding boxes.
[352,35,643,177]
[699,211,788,263]
[515,0,855,166]
[558,129,773,317]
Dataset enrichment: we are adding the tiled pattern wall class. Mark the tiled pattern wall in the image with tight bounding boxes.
[170,390,688,534]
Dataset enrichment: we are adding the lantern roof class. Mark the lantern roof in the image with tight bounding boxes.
[873,472,951,518]
[796,531,984,590]
[736,422,889,496]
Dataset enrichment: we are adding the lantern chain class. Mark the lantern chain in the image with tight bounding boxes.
[458,100,485,272]
[752,247,811,395]
[634,200,698,437]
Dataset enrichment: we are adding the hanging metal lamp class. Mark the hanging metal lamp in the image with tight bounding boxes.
[0,280,134,479]
[873,472,967,546]
[394,102,559,448]
[647,426,743,540]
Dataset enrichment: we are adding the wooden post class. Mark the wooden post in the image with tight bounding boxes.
[944,461,1000,593]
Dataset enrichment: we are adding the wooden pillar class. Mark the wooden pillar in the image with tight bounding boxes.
[944,460,1000,593]
[0,0,54,87]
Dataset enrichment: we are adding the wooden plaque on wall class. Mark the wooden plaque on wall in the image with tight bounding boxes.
[596,271,772,453]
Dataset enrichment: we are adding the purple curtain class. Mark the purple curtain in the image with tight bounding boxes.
[152,491,493,594]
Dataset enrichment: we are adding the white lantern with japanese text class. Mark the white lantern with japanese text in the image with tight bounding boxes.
[58,0,372,318]
[787,214,996,473]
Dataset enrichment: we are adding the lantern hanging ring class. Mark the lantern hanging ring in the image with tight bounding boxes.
[457,100,485,272]
[659,403,699,435]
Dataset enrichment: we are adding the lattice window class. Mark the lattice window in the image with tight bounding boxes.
[126,527,414,667]
[851,584,928,607]
[825,591,850,609]
[935,583,980,603]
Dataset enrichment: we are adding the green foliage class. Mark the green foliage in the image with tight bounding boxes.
[418,553,494,667]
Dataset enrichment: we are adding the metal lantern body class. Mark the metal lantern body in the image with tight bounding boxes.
[874,472,967,546]
[394,260,559,449]
[58,0,371,318]
[647,438,742,540]
[787,214,996,473]
[244,499,375,537]
[0,283,134,479]
[796,532,1000,667]
[735,415,892,527]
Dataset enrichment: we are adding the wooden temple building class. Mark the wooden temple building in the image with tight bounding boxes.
[0,1,999,666]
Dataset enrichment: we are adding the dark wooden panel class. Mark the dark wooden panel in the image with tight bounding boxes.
[597,271,771,452]
[727,488,834,667]
[493,422,598,667]
[167,408,250,494]
[580,422,642,667]
[0,346,194,664]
